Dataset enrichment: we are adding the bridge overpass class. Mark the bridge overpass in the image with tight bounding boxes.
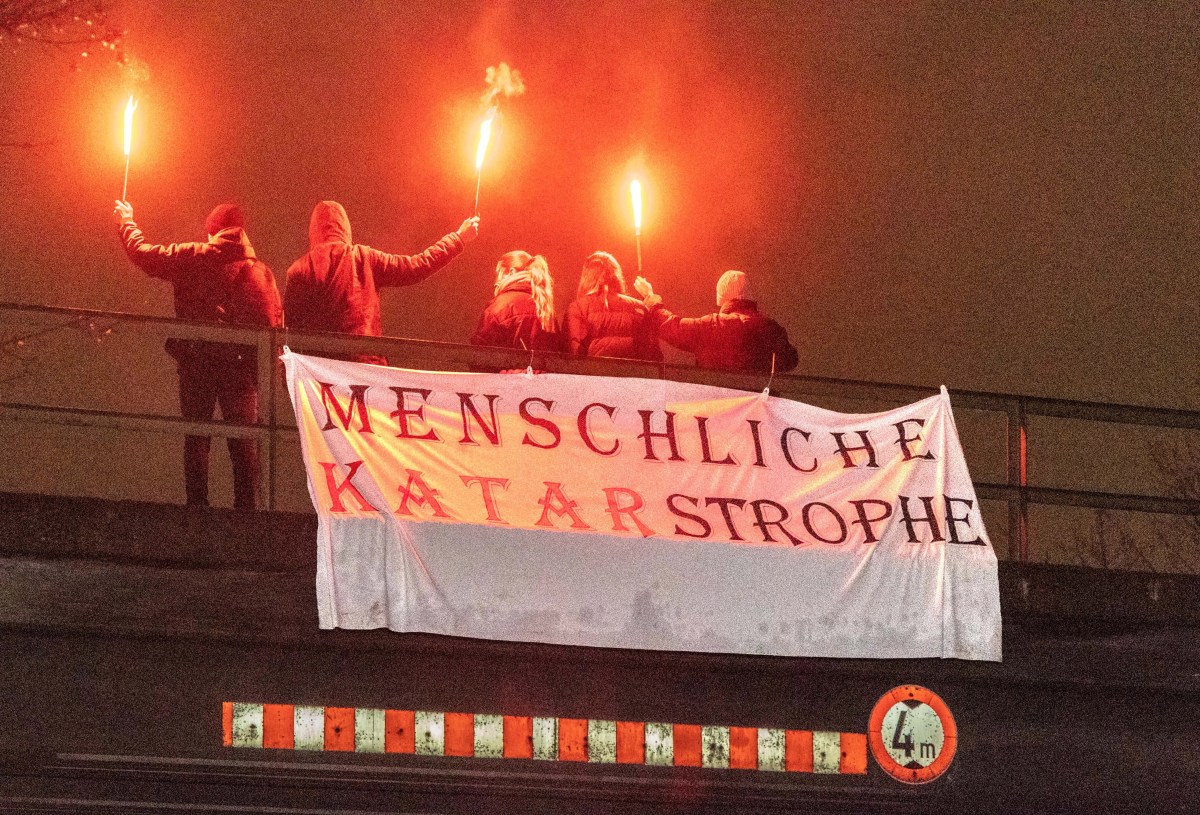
[1,302,1197,813]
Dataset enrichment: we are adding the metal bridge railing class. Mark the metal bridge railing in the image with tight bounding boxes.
[2,301,1197,572]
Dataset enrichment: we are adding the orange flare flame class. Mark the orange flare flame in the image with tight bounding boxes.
[475,109,495,171]
[123,96,137,157]
[630,179,643,235]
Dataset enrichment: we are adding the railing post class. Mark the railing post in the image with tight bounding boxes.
[267,327,280,512]
[251,325,269,512]
[1007,398,1029,561]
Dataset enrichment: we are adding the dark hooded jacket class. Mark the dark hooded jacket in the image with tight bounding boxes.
[645,296,799,373]
[284,201,464,364]
[119,220,282,364]
[566,289,662,362]
[471,276,563,354]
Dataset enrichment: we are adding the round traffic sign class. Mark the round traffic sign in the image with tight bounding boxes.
[868,685,957,784]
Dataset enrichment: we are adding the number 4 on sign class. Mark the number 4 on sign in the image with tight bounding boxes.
[890,710,915,758]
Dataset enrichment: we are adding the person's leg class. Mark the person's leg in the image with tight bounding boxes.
[218,361,260,510]
[178,359,219,507]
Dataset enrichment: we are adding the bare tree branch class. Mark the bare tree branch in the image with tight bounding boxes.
[0,0,123,59]
[1152,438,1200,572]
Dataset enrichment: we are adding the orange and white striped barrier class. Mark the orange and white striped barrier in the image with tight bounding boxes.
[222,702,868,775]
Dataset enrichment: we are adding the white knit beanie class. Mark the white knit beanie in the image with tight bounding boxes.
[715,270,749,306]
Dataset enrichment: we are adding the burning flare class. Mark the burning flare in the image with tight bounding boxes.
[121,95,139,200]
[475,108,495,172]
[122,95,137,156]
[630,179,643,235]
[630,178,646,274]
[471,63,523,217]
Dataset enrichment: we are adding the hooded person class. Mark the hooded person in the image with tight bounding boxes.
[283,201,479,365]
[565,251,662,362]
[633,269,799,374]
[112,198,283,509]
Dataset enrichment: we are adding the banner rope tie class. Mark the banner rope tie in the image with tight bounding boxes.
[520,339,535,378]
[760,353,776,401]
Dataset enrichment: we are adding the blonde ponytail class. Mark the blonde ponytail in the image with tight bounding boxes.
[495,250,556,333]
[526,254,556,333]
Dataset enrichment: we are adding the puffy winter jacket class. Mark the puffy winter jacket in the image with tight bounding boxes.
[646,297,798,373]
[283,201,463,364]
[119,221,282,363]
[470,277,563,354]
[565,290,662,362]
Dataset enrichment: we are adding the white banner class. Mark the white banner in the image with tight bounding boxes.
[283,350,1001,661]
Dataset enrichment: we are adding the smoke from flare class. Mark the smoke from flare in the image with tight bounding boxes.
[481,62,525,108]
[117,52,151,85]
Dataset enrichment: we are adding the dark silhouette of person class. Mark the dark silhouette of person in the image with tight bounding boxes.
[114,199,282,509]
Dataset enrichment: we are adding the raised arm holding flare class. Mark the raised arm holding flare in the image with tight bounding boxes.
[113,199,282,509]
[284,200,479,364]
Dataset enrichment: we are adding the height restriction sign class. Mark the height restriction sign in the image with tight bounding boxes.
[868,685,958,784]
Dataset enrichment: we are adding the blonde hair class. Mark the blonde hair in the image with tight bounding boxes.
[495,250,556,333]
[577,251,626,305]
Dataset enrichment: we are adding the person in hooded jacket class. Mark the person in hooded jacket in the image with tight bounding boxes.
[565,251,662,362]
[634,269,799,374]
[471,251,563,354]
[113,199,282,510]
[284,201,479,364]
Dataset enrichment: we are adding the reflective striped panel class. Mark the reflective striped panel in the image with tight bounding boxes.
[532,716,558,760]
[474,713,504,758]
[355,708,385,753]
[644,722,674,766]
[293,706,324,751]
[223,702,868,776]
[701,726,730,769]
[813,731,842,773]
[587,719,617,763]
[414,710,444,756]
[231,702,263,749]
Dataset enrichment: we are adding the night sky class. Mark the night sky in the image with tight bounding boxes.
[1,1,1196,410]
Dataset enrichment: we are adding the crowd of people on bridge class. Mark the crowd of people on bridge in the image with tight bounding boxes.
[113,199,798,509]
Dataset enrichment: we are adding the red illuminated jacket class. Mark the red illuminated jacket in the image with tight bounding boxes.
[565,290,662,362]
[470,277,563,354]
[119,221,282,362]
[283,201,464,364]
[645,296,799,373]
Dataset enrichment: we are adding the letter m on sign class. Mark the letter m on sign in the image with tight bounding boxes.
[319,382,373,433]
